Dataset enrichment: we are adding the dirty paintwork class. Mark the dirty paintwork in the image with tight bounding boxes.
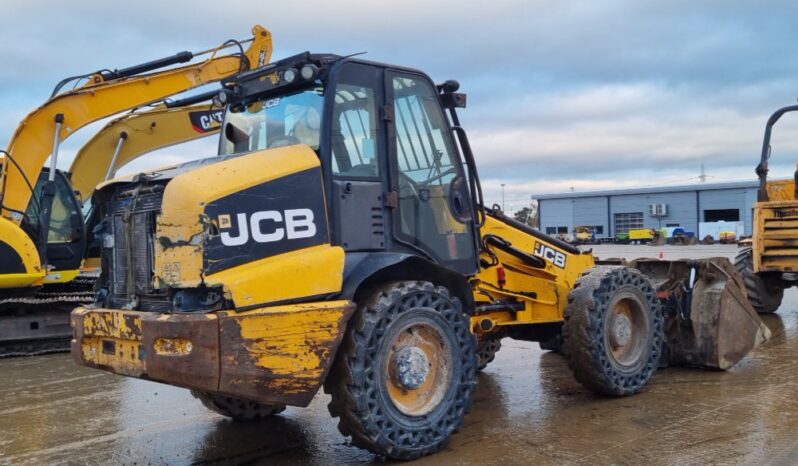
[71,300,354,407]
[218,301,355,406]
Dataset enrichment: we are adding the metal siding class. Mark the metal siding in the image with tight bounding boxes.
[611,192,697,233]
[536,185,759,237]
[539,199,573,234]
[572,197,609,237]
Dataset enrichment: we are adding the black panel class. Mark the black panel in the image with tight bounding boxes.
[0,241,26,274]
[203,168,329,274]
[331,180,385,251]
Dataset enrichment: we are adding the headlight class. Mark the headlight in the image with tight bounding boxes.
[283,68,298,83]
[300,64,319,81]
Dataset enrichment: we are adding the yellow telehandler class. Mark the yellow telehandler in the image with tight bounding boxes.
[0,26,272,355]
[72,51,769,459]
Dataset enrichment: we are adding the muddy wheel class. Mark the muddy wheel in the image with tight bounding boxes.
[734,248,784,314]
[190,391,285,421]
[476,337,502,372]
[562,266,663,396]
[325,281,477,460]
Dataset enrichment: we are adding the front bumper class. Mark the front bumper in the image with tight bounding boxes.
[71,300,355,407]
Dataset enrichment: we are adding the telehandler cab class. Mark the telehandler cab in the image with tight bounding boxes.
[72,51,770,459]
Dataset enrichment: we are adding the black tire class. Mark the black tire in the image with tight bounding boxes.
[324,281,477,460]
[539,334,562,353]
[734,248,784,314]
[476,337,502,372]
[562,266,663,396]
[190,390,285,421]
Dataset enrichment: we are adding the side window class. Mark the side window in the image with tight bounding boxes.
[391,73,475,268]
[331,84,378,177]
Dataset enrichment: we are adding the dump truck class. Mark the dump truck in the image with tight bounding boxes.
[0,26,272,356]
[735,104,798,313]
[71,51,770,459]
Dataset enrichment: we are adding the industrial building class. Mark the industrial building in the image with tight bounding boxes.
[534,180,759,240]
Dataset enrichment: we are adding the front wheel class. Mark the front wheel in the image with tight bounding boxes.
[734,248,784,314]
[325,281,477,460]
[562,266,663,396]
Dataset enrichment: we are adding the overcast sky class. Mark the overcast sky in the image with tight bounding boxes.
[3,0,798,213]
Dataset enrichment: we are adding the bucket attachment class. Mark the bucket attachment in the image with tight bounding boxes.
[630,258,771,369]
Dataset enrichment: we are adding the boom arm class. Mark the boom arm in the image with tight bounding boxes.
[69,103,223,200]
[1,25,272,219]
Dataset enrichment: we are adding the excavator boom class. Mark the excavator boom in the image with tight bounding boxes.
[69,103,223,201]
[1,24,272,218]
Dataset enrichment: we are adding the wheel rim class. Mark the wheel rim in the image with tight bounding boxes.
[606,294,649,367]
[385,322,453,416]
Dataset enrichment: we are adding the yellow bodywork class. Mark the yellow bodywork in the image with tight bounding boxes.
[69,104,222,201]
[753,197,798,272]
[72,300,354,406]
[629,228,654,240]
[0,216,44,287]
[472,215,595,332]
[153,145,344,307]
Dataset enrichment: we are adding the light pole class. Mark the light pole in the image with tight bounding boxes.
[501,183,506,211]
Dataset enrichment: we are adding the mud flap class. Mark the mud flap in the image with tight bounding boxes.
[630,258,771,369]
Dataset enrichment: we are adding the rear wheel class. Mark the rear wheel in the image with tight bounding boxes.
[191,391,285,421]
[562,266,663,396]
[325,281,477,460]
[734,248,784,314]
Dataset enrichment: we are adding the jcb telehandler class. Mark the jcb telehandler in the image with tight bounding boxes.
[735,104,798,313]
[0,26,271,355]
[72,51,769,459]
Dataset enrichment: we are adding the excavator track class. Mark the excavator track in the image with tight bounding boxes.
[0,274,96,358]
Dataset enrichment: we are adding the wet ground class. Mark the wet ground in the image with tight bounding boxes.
[2,244,797,465]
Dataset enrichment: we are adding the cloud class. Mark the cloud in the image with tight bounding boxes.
[4,0,798,215]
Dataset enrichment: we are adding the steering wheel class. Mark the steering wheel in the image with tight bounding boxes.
[269,135,301,149]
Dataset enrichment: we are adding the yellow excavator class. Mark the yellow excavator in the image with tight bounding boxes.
[71,51,770,459]
[0,26,272,355]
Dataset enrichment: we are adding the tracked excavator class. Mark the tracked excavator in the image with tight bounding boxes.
[735,104,798,313]
[0,26,272,356]
[72,51,770,459]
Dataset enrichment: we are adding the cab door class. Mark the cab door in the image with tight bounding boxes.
[386,71,478,274]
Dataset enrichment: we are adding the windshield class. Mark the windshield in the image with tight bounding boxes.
[220,86,324,155]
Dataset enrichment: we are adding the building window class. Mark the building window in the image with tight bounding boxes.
[614,212,644,234]
[592,225,604,235]
[704,209,739,222]
[545,226,568,235]
[666,223,680,227]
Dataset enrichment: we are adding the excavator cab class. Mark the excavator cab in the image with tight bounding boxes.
[23,169,86,277]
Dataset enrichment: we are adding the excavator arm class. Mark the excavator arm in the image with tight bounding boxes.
[69,102,223,201]
[1,24,272,220]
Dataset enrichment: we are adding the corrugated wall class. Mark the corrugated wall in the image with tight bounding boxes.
[538,187,757,238]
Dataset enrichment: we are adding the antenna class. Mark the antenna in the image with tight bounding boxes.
[699,163,707,183]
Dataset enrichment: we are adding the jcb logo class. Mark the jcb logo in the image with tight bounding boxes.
[218,209,316,246]
[534,242,567,269]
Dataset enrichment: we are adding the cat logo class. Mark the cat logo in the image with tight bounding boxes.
[533,242,567,269]
[218,209,316,246]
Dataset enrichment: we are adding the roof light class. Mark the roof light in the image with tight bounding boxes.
[300,64,319,81]
[283,68,298,84]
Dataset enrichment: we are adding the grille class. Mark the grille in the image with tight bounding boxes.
[760,203,798,271]
[107,185,169,310]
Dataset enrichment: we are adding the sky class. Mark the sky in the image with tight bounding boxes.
[3,0,798,213]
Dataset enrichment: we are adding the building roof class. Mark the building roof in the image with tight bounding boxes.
[532,180,759,200]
